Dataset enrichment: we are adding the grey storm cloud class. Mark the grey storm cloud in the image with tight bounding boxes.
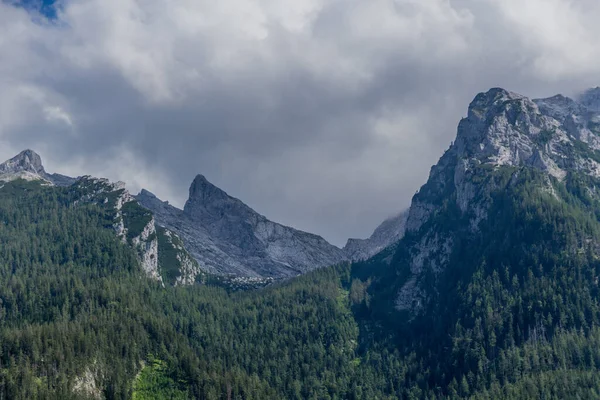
[2,0,600,246]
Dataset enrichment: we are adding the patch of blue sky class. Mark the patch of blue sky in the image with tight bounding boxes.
[3,0,60,20]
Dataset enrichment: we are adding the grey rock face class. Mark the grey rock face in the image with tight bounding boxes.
[138,175,347,279]
[131,215,161,282]
[0,149,77,186]
[344,211,408,261]
[398,86,600,316]
[0,149,44,175]
[535,92,600,150]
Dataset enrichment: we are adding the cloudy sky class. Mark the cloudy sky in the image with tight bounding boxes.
[1,0,600,246]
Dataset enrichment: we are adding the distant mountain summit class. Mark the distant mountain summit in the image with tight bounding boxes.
[343,211,408,261]
[0,149,76,186]
[137,174,348,278]
[186,174,231,208]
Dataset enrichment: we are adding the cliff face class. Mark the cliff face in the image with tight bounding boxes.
[71,177,163,284]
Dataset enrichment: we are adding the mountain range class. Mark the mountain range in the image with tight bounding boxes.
[0,149,407,282]
[3,86,600,398]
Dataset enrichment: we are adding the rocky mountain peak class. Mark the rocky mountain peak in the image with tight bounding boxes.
[186,174,230,207]
[465,88,530,125]
[461,87,543,141]
[0,149,45,175]
[449,87,559,178]
[468,87,525,111]
[0,149,76,186]
[401,86,600,315]
[137,189,170,208]
[183,174,257,226]
[140,173,347,279]
[138,189,157,198]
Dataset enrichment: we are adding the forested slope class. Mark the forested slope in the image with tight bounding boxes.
[0,179,389,399]
[4,169,600,399]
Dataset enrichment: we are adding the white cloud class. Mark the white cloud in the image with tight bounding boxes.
[482,0,600,79]
[43,105,73,127]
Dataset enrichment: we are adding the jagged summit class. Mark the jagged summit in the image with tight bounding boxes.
[186,174,232,211]
[465,87,600,142]
[469,87,525,107]
[0,149,76,186]
[445,87,564,186]
[189,174,216,196]
[464,88,528,124]
[460,87,542,143]
[138,188,157,198]
[136,188,163,202]
[426,85,600,192]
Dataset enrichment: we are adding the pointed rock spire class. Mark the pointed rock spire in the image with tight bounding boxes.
[187,174,229,204]
[183,174,245,220]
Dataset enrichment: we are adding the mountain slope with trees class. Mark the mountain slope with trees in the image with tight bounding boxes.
[4,88,600,399]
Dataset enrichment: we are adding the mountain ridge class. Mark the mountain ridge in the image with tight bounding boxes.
[137,175,349,278]
[0,148,408,281]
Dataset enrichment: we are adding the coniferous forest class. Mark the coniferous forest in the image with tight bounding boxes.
[4,164,600,399]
